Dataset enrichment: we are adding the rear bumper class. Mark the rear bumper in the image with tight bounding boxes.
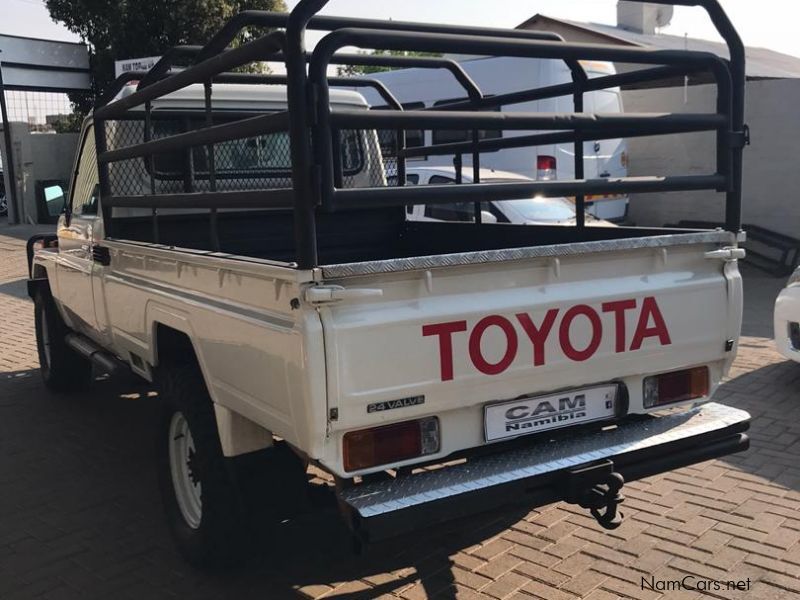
[337,402,750,542]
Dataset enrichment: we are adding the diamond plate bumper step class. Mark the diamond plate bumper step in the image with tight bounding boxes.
[337,403,750,542]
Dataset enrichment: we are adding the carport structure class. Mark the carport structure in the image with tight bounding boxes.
[0,34,90,224]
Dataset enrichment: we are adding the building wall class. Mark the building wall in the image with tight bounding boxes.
[623,78,800,236]
[518,20,642,75]
[3,123,78,223]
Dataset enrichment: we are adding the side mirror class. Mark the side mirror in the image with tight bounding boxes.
[480,210,498,224]
[43,184,66,217]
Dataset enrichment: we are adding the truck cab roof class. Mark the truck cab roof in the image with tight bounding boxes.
[116,82,369,111]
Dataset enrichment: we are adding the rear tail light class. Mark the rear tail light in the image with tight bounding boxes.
[789,322,800,351]
[536,155,557,180]
[643,367,709,409]
[343,417,440,472]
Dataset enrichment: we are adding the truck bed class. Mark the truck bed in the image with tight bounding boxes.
[110,208,708,269]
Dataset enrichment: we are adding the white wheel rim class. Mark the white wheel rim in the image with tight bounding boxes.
[40,307,52,368]
[168,412,202,529]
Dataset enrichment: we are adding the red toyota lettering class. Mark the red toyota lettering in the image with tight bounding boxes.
[422,320,467,381]
[630,296,672,350]
[559,304,603,362]
[422,297,671,381]
[602,299,638,353]
[516,309,558,366]
[468,316,518,376]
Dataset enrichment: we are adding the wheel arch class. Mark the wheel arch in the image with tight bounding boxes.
[150,317,273,458]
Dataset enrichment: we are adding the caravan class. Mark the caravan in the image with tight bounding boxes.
[366,57,630,221]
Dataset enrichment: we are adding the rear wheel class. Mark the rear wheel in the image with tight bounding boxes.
[156,363,251,568]
[34,290,92,392]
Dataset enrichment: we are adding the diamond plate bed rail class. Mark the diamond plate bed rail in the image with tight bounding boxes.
[321,230,737,278]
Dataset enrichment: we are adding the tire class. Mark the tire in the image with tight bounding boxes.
[156,362,251,569]
[34,290,92,392]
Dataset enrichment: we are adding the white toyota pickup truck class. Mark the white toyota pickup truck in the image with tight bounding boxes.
[27,0,751,568]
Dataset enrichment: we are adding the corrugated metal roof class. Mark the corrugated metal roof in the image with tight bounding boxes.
[520,15,800,79]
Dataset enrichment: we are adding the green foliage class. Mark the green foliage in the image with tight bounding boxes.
[336,49,444,76]
[50,112,84,134]
[45,0,288,114]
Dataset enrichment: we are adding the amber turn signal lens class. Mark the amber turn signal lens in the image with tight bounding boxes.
[643,366,709,409]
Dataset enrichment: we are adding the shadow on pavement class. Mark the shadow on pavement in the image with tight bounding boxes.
[0,369,531,599]
[0,278,30,301]
[713,350,800,493]
[0,220,53,242]
[740,263,785,338]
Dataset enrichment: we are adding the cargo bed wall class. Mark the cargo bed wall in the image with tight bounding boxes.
[110,209,696,266]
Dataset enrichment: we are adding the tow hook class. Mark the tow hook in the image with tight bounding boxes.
[563,460,625,530]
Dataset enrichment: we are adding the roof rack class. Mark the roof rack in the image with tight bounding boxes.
[93,0,746,269]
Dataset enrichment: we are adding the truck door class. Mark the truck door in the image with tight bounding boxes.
[56,125,102,340]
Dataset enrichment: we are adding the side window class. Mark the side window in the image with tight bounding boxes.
[70,128,100,216]
[431,98,502,145]
[424,201,476,223]
[428,175,455,185]
[388,174,420,187]
[374,102,425,157]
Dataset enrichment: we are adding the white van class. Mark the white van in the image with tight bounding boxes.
[363,57,630,221]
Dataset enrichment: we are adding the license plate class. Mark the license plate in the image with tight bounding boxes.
[484,385,618,442]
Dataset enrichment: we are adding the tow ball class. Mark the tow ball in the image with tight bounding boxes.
[563,460,625,530]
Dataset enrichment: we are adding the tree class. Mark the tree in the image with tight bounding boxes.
[45,0,287,114]
[50,112,84,134]
[336,49,443,77]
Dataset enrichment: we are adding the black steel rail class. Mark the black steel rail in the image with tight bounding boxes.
[401,119,730,160]
[332,175,727,211]
[308,27,734,212]
[99,111,291,163]
[92,0,746,270]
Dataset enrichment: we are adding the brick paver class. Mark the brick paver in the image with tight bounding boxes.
[1,219,799,599]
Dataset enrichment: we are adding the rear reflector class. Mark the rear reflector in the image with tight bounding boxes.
[537,155,557,180]
[343,417,440,472]
[643,367,709,409]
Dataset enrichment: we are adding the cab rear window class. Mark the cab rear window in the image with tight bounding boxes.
[151,116,364,180]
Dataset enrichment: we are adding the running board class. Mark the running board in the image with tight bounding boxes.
[65,333,126,376]
[337,403,750,542]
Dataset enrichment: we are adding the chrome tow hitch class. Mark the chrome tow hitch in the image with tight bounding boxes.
[563,460,625,530]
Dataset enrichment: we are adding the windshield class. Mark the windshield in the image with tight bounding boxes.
[498,197,577,222]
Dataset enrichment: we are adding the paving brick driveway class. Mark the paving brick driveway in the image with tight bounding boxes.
[1,221,799,600]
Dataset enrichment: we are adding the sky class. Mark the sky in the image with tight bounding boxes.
[3,0,800,59]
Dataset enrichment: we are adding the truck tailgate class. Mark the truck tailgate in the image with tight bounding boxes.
[316,233,742,474]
